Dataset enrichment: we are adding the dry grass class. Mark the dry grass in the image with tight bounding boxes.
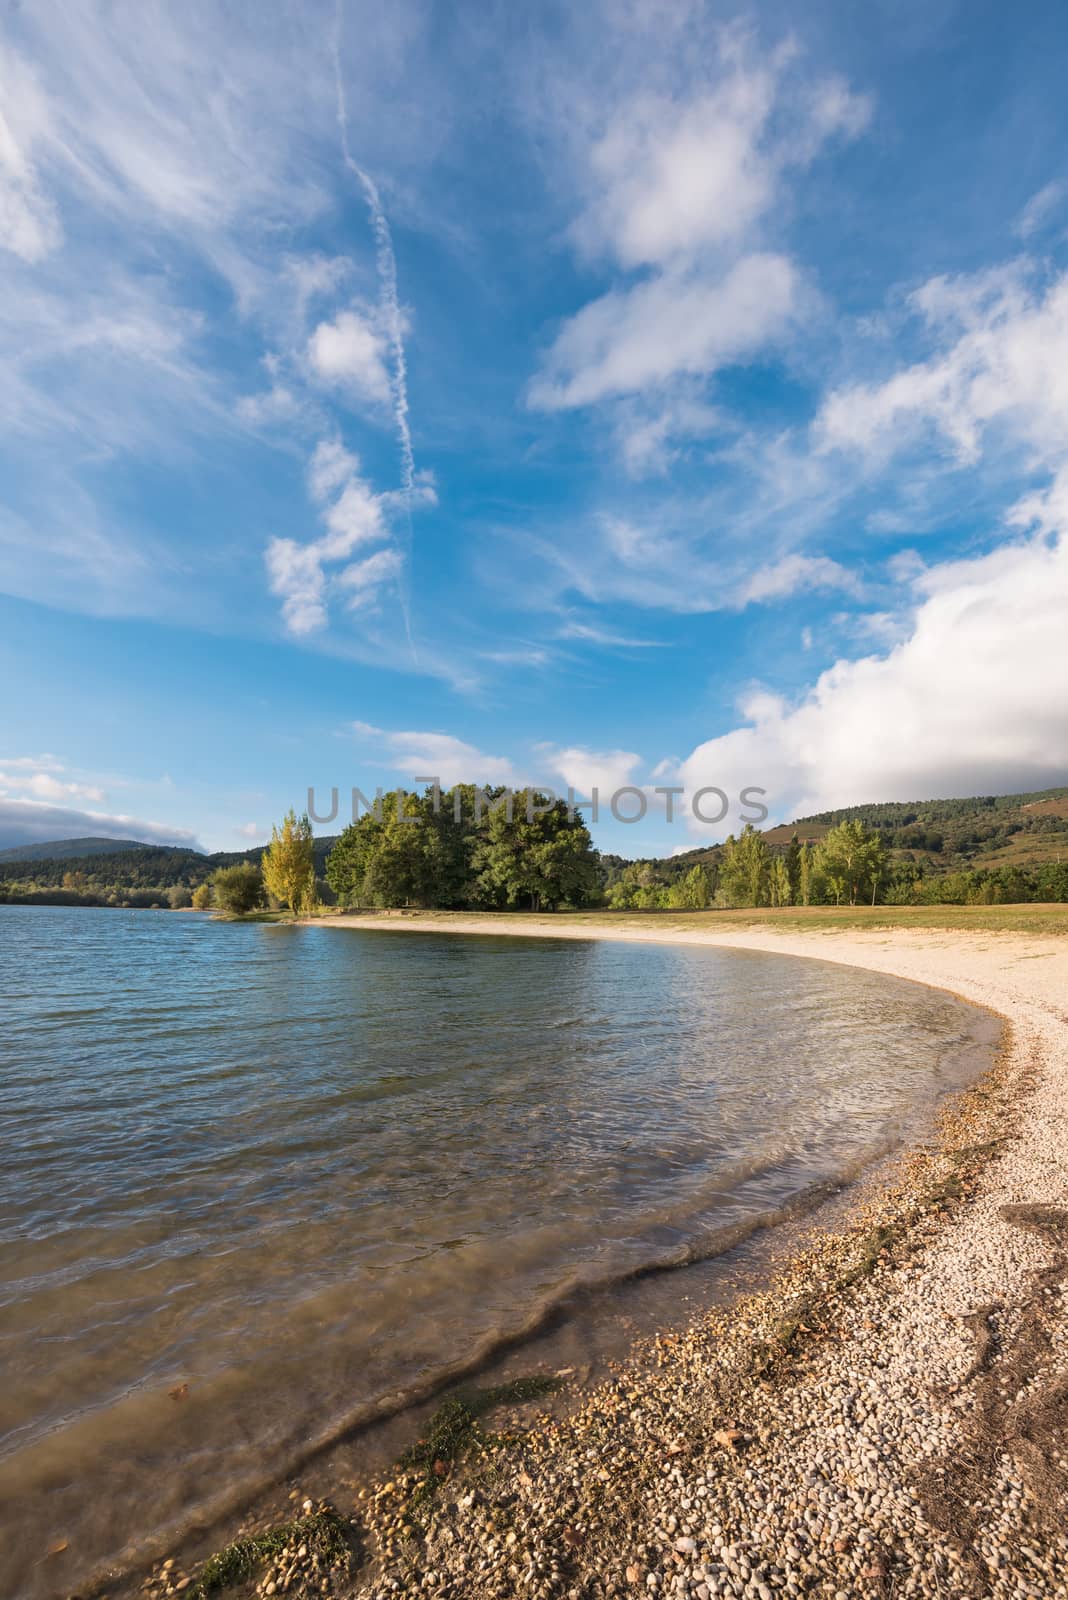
[318,903,1068,938]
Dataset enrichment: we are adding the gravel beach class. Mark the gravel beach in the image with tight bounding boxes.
[289,920,1068,1600]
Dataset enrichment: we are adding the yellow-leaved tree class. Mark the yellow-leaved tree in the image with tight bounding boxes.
[261,809,315,914]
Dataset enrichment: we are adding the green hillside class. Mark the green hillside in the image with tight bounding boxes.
[0,836,183,864]
[0,837,338,908]
[599,784,1068,909]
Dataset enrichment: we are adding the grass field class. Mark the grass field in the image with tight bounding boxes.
[319,902,1068,937]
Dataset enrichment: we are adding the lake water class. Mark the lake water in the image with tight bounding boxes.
[0,907,996,1597]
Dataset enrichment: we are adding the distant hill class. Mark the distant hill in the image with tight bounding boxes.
[0,835,340,903]
[0,836,193,864]
[794,786,1068,870]
[598,783,1068,899]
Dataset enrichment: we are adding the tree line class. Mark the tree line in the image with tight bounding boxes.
[605,820,889,910]
[4,790,1068,915]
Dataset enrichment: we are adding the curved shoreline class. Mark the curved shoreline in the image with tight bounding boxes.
[81,919,1068,1600]
[296,916,1068,1599]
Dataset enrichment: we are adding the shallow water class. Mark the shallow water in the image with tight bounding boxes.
[0,907,994,1596]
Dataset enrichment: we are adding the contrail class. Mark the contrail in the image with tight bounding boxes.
[331,3,417,654]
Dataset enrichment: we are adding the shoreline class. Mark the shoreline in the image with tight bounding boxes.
[96,919,1068,1600]
[291,915,1067,1598]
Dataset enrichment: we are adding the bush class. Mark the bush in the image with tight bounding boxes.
[212,864,265,917]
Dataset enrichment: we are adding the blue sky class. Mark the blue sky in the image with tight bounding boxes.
[2,0,1068,855]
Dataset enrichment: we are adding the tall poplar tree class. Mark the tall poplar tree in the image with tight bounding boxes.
[262,809,315,913]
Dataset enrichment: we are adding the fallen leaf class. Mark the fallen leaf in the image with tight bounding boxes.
[169,1383,189,1402]
[46,1539,69,1559]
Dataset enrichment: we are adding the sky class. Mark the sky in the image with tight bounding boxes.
[2,0,1068,856]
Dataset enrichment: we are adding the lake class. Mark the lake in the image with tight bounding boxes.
[0,906,996,1596]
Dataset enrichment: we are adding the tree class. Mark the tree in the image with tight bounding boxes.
[769,856,791,907]
[192,881,214,910]
[669,863,712,910]
[784,834,802,903]
[814,820,886,906]
[326,804,390,907]
[212,863,265,916]
[167,885,193,909]
[718,825,771,907]
[261,809,315,913]
[798,841,815,907]
[471,792,600,911]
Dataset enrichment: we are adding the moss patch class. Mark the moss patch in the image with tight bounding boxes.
[189,1507,353,1598]
[399,1376,561,1502]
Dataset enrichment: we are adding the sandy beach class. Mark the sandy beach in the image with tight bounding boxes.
[246,914,1068,1600]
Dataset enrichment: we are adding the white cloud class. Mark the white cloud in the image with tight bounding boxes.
[321,479,388,558]
[540,744,642,798]
[236,382,301,426]
[530,253,800,410]
[0,769,105,803]
[350,725,521,788]
[1014,179,1066,240]
[0,752,63,770]
[571,46,868,271]
[556,619,662,647]
[265,440,398,636]
[339,547,404,609]
[531,32,868,413]
[0,45,62,262]
[308,438,359,503]
[235,822,262,840]
[575,72,779,269]
[817,266,1068,465]
[265,538,327,636]
[737,553,859,605]
[616,391,721,477]
[498,507,859,622]
[677,487,1068,828]
[308,308,391,405]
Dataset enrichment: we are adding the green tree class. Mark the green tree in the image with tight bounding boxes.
[471,792,600,911]
[668,863,712,909]
[718,824,771,907]
[814,820,886,906]
[326,804,390,907]
[212,863,265,916]
[769,856,791,907]
[192,881,214,910]
[784,834,802,902]
[167,884,193,909]
[261,809,315,913]
[798,840,814,906]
